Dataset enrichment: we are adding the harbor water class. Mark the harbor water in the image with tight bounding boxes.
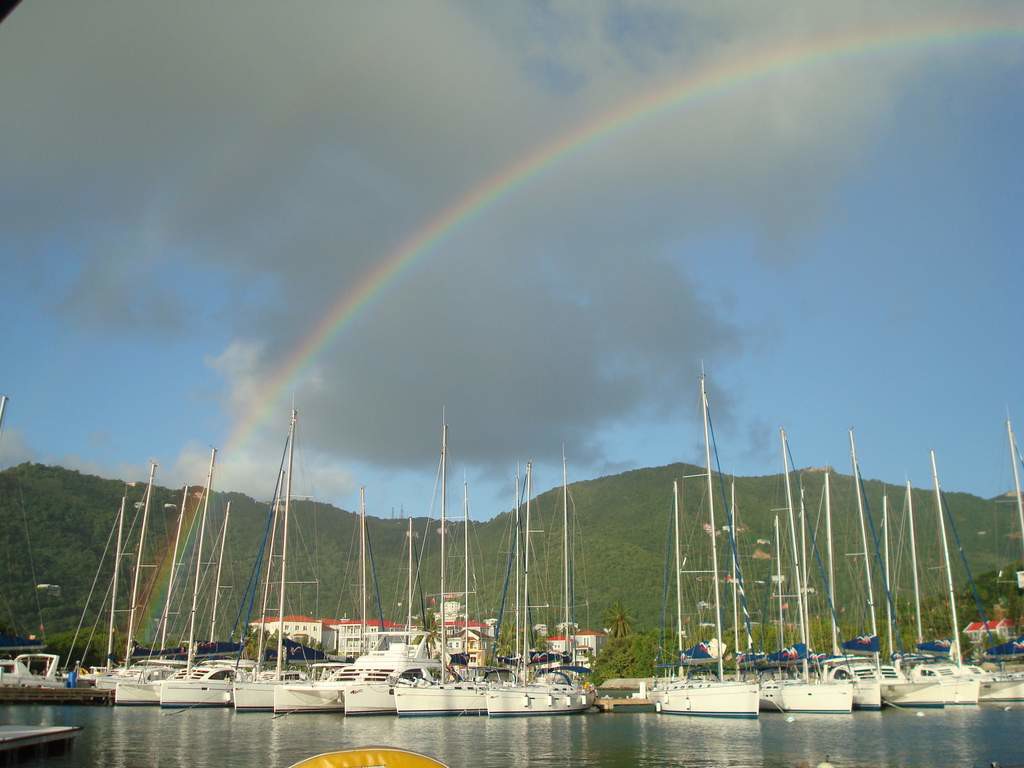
[2,704,1021,767]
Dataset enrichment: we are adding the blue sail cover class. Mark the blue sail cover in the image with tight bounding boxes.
[0,632,44,651]
[841,635,880,656]
[448,653,470,666]
[679,641,718,666]
[984,636,1024,660]
[129,645,187,659]
[529,651,571,665]
[766,643,807,666]
[262,638,327,663]
[194,641,244,658]
[916,639,952,657]
[736,651,766,668]
[496,655,521,666]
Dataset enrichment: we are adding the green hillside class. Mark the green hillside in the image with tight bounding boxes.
[1,460,1020,665]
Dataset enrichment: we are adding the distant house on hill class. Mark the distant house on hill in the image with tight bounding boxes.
[963,619,1014,642]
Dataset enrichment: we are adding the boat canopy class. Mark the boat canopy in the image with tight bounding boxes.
[679,640,719,666]
[841,634,880,656]
[984,636,1024,659]
[916,639,952,657]
[764,643,807,666]
[0,632,44,652]
[130,644,187,659]
[263,638,328,663]
[193,641,244,658]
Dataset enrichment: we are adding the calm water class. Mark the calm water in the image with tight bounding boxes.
[3,704,1022,767]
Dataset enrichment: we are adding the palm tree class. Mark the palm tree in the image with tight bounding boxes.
[604,600,634,639]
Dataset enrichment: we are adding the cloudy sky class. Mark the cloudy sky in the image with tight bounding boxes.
[1,1,1022,518]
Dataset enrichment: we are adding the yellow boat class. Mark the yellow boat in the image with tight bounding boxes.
[289,747,448,768]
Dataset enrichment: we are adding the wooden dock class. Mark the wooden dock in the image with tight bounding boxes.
[595,697,655,713]
[0,686,112,705]
[0,726,81,764]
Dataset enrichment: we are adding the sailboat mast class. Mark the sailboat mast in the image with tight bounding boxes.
[825,471,839,656]
[255,474,282,673]
[439,423,448,683]
[774,515,785,650]
[730,479,742,679]
[522,461,532,681]
[106,493,126,670]
[0,395,7,433]
[464,478,470,667]
[849,430,880,669]
[209,501,231,642]
[780,429,808,682]
[126,461,157,662]
[882,494,893,658]
[798,486,811,647]
[906,481,923,644]
[360,485,367,655]
[160,485,189,651]
[673,480,683,666]
[562,448,572,665]
[514,464,521,669]
[407,517,414,635]
[277,409,296,679]
[1008,420,1024,562]
[930,450,963,668]
[187,448,216,673]
[701,376,725,682]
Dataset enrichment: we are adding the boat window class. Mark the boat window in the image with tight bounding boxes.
[209,669,233,680]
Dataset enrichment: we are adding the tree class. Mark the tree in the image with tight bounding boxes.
[603,600,634,639]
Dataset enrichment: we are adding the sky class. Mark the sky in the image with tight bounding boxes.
[1,1,1022,521]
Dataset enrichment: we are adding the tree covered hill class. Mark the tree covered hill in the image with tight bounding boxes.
[1,460,1019,661]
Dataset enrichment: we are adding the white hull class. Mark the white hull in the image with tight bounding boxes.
[852,679,881,711]
[394,683,488,716]
[941,677,980,705]
[979,676,1024,702]
[880,681,946,708]
[760,680,853,713]
[273,682,346,713]
[486,685,593,717]
[114,681,161,705]
[159,679,234,708]
[344,683,398,715]
[233,680,283,711]
[654,680,759,718]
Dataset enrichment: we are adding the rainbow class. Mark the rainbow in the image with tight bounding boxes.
[224,11,1024,454]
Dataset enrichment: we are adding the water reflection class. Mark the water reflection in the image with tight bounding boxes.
[1,704,1020,768]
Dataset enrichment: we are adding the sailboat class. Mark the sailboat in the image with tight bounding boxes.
[485,459,594,716]
[759,428,852,714]
[896,451,980,705]
[651,376,759,718]
[394,433,490,716]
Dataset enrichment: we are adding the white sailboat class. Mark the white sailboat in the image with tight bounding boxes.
[653,376,759,718]
[394,432,490,717]
[759,429,852,714]
[486,460,594,717]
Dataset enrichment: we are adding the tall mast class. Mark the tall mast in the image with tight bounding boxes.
[186,448,216,673]
[126,461,157,662]
[160,485,189,651]
[463,477,470,667]
[562,447,573,665]
[673,480,684,667]
[882,493,893,658]
[277,410,296,679]
[701,376,725,682]
[774,514,785,650]
[407,517,414,635]
[824,471,839,656]
[799,486,812,648]
[849,430,879,670]
[522,461,532,681]
[906,481,923,644]
[359,485,367,655]
[0,395,7,435]
[514,464,521,669]
[255,473,282,673]
[730,479,741,680]
[780,429,808,682]
[1008,420,1024,562]
[930,450,963,668]
[439,423,448,683]
[209,501,231,642]
[106,492,126,670]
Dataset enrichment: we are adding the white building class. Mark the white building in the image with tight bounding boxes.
[248,615,403,655]
[546,629,607,667]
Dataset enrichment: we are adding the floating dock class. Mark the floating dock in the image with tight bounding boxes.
[0,726,81,764]
[595,697,655,713]
[0,686,112,705]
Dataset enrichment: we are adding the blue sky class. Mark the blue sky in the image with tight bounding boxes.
[1,2,1022,519]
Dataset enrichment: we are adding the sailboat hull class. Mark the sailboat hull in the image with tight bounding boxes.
[879,681,946,708]
[486,685,593,717]
[654,680,759,718]
[273,682,346,713]
[159,679,233,708]
[344,683,399,715]
[394,683,488,716]
[979,675,1024,702]
[759,679,853,713]
[233,681,279,711]
[852,679,881,711]
[114,680,161,705]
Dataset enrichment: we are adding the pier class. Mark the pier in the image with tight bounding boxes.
[0,686,112,705]
[0,726,81,764]
[594,697,655,713]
